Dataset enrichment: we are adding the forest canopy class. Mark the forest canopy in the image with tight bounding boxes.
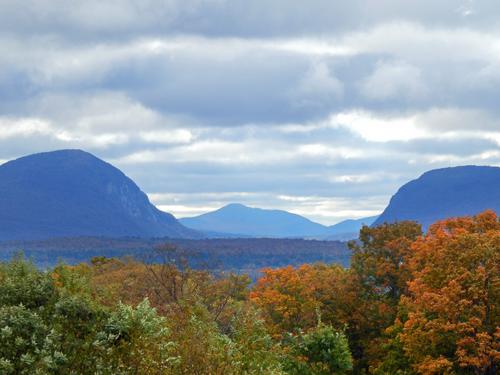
[0,211,498,374]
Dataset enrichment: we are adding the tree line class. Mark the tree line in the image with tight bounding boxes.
[0,210,498,374]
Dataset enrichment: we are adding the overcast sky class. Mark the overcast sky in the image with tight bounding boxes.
[1,1,499,224]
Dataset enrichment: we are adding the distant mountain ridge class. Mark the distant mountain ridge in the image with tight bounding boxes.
[5,153,493,242]
[323,216,379,240]
[180,203,378,239]
[180,203,326,237]
[0,149,199,240]
[374,165,500,229]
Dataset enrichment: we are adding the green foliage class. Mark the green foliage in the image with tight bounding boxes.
[51,295,107,373]
[0,256,104,374]
[0,254,56,309]
[169,306,237,374]
[165,302,284,374]
[228,306,284,374]
[94,299,178,374]
[0,304,58,374]
[283,325,353,375]
[373,324,415,375]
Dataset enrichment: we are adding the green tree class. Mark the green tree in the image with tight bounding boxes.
[0,256,107,374]
[0,254,56,309]
[94,299,177,374]
[283,324,352,375]
[0,305,66,374]
[228,305,284,374]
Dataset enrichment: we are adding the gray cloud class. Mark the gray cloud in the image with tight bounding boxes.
[0,2,499,224]
[2,1,499,39]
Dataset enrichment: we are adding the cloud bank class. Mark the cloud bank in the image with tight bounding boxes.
[1,1,499,224]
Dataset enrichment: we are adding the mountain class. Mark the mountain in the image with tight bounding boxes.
[373,165,500,229]
[180,203,328,238]
[180,203,378,239]
[0,149,199,240]
[324,215,379,240]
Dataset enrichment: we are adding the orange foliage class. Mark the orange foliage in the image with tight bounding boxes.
[348,221,423,371]
[400,210,500,374]
[250,264,351,336]
[49,211,498,374]
[350,220,422,304]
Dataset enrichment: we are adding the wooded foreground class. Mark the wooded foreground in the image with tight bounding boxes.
[0,211,498,374]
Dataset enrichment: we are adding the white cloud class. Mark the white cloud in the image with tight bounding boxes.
[32,92,163,130]
[331,111,429,142]
[329,108,500,144]
[456,0,476,17]
[116,138,301,165]
[139,129,194,144]
[0,118,53,139]
[415,108,500,131]
[284,195,385,224]
[343,22,500,64]
[275,39,356,56]
[330,174,379,183]
[298,144,365,159]
[485,132,500,146]
[290,61,344,110]
[360,60,427,101]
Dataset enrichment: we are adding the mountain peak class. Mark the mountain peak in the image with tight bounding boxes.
[3,149,110,174]
[0,149,198,240]
[11,148,97,161]
[220,203,249,210]
[181,203,327,237]
[374,165,500,229]
[39,148,92,156]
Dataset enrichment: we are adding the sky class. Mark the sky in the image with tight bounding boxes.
[1,0,499,225]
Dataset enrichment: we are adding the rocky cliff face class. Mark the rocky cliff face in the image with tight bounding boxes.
[374,165,500,229]
[0,149,199,240]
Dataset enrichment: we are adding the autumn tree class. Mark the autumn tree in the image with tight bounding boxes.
[250,264,351,336]
[347,221,422,371]
[397,210,500,374]
[349,221,423,305]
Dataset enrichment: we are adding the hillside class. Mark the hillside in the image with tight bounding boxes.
[180,203,377,239]
[180,203,328,237]
[374,165,500,229]
[0,150,198,240]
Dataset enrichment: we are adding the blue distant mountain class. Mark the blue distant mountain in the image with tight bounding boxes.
[180,203,378,239]
[0,150,199,240]
[373,165,500,229]
[324,216,379,240]
[8,153,494,242]
[180,203,327,238]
